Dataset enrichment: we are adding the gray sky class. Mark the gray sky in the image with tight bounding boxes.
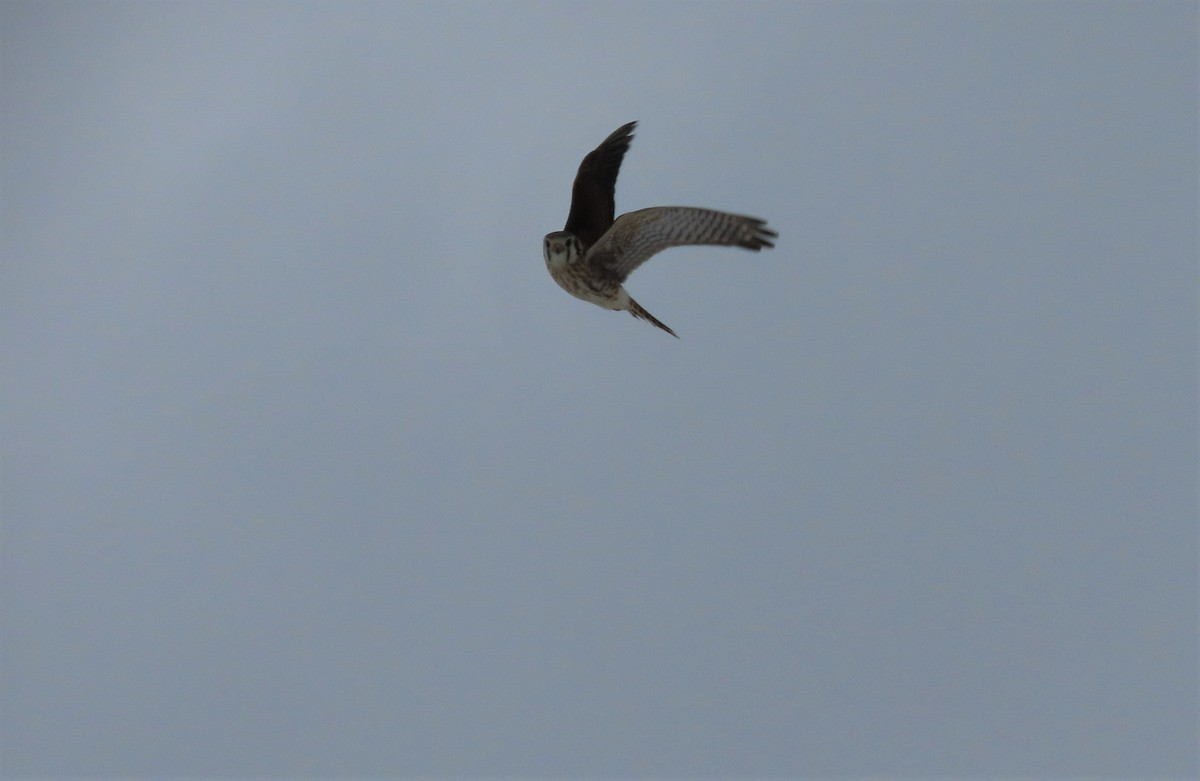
[2,0,1196,776]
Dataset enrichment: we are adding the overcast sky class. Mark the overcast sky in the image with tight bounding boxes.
[2,1,1196,777]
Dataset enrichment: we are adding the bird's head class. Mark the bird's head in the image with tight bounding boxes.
[543,231,581,269]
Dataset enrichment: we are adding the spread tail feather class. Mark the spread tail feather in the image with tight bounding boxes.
[628,298,678,338]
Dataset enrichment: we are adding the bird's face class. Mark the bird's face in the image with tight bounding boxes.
[543,231,580,270]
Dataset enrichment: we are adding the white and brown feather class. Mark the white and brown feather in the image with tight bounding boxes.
[544,122,776,337]
[587,207,775,282]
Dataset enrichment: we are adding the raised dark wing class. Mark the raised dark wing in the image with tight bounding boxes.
[586,207,777,283]
[563,121,637,249]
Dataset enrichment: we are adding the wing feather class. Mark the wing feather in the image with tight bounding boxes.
[563,121,637,249]
[586,207,777,283]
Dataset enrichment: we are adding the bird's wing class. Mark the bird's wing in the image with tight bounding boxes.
[563,121,637,249]
[586,207,777,283]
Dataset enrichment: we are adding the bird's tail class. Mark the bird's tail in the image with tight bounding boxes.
[628,297,678,338]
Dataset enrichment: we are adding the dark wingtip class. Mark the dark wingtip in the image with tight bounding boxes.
[608,121,637,144]
[729,217,777,250]
[741,218,778,251]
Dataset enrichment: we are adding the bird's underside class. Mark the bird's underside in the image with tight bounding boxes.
[543,121,776,337]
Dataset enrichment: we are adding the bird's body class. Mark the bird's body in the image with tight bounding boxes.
[544,121,776,337]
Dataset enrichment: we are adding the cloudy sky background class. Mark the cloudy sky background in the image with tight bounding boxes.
[3,1,1196,776]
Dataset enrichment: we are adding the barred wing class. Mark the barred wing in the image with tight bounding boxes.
[586,207,776,283]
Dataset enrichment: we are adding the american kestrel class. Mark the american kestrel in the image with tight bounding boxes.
[544,121,776,337]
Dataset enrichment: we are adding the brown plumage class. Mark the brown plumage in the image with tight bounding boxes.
[544,121,776,337]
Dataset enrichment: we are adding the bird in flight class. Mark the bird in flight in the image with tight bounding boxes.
[544,121,776,337]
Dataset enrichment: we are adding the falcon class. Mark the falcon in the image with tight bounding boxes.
[543,121,776,337]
